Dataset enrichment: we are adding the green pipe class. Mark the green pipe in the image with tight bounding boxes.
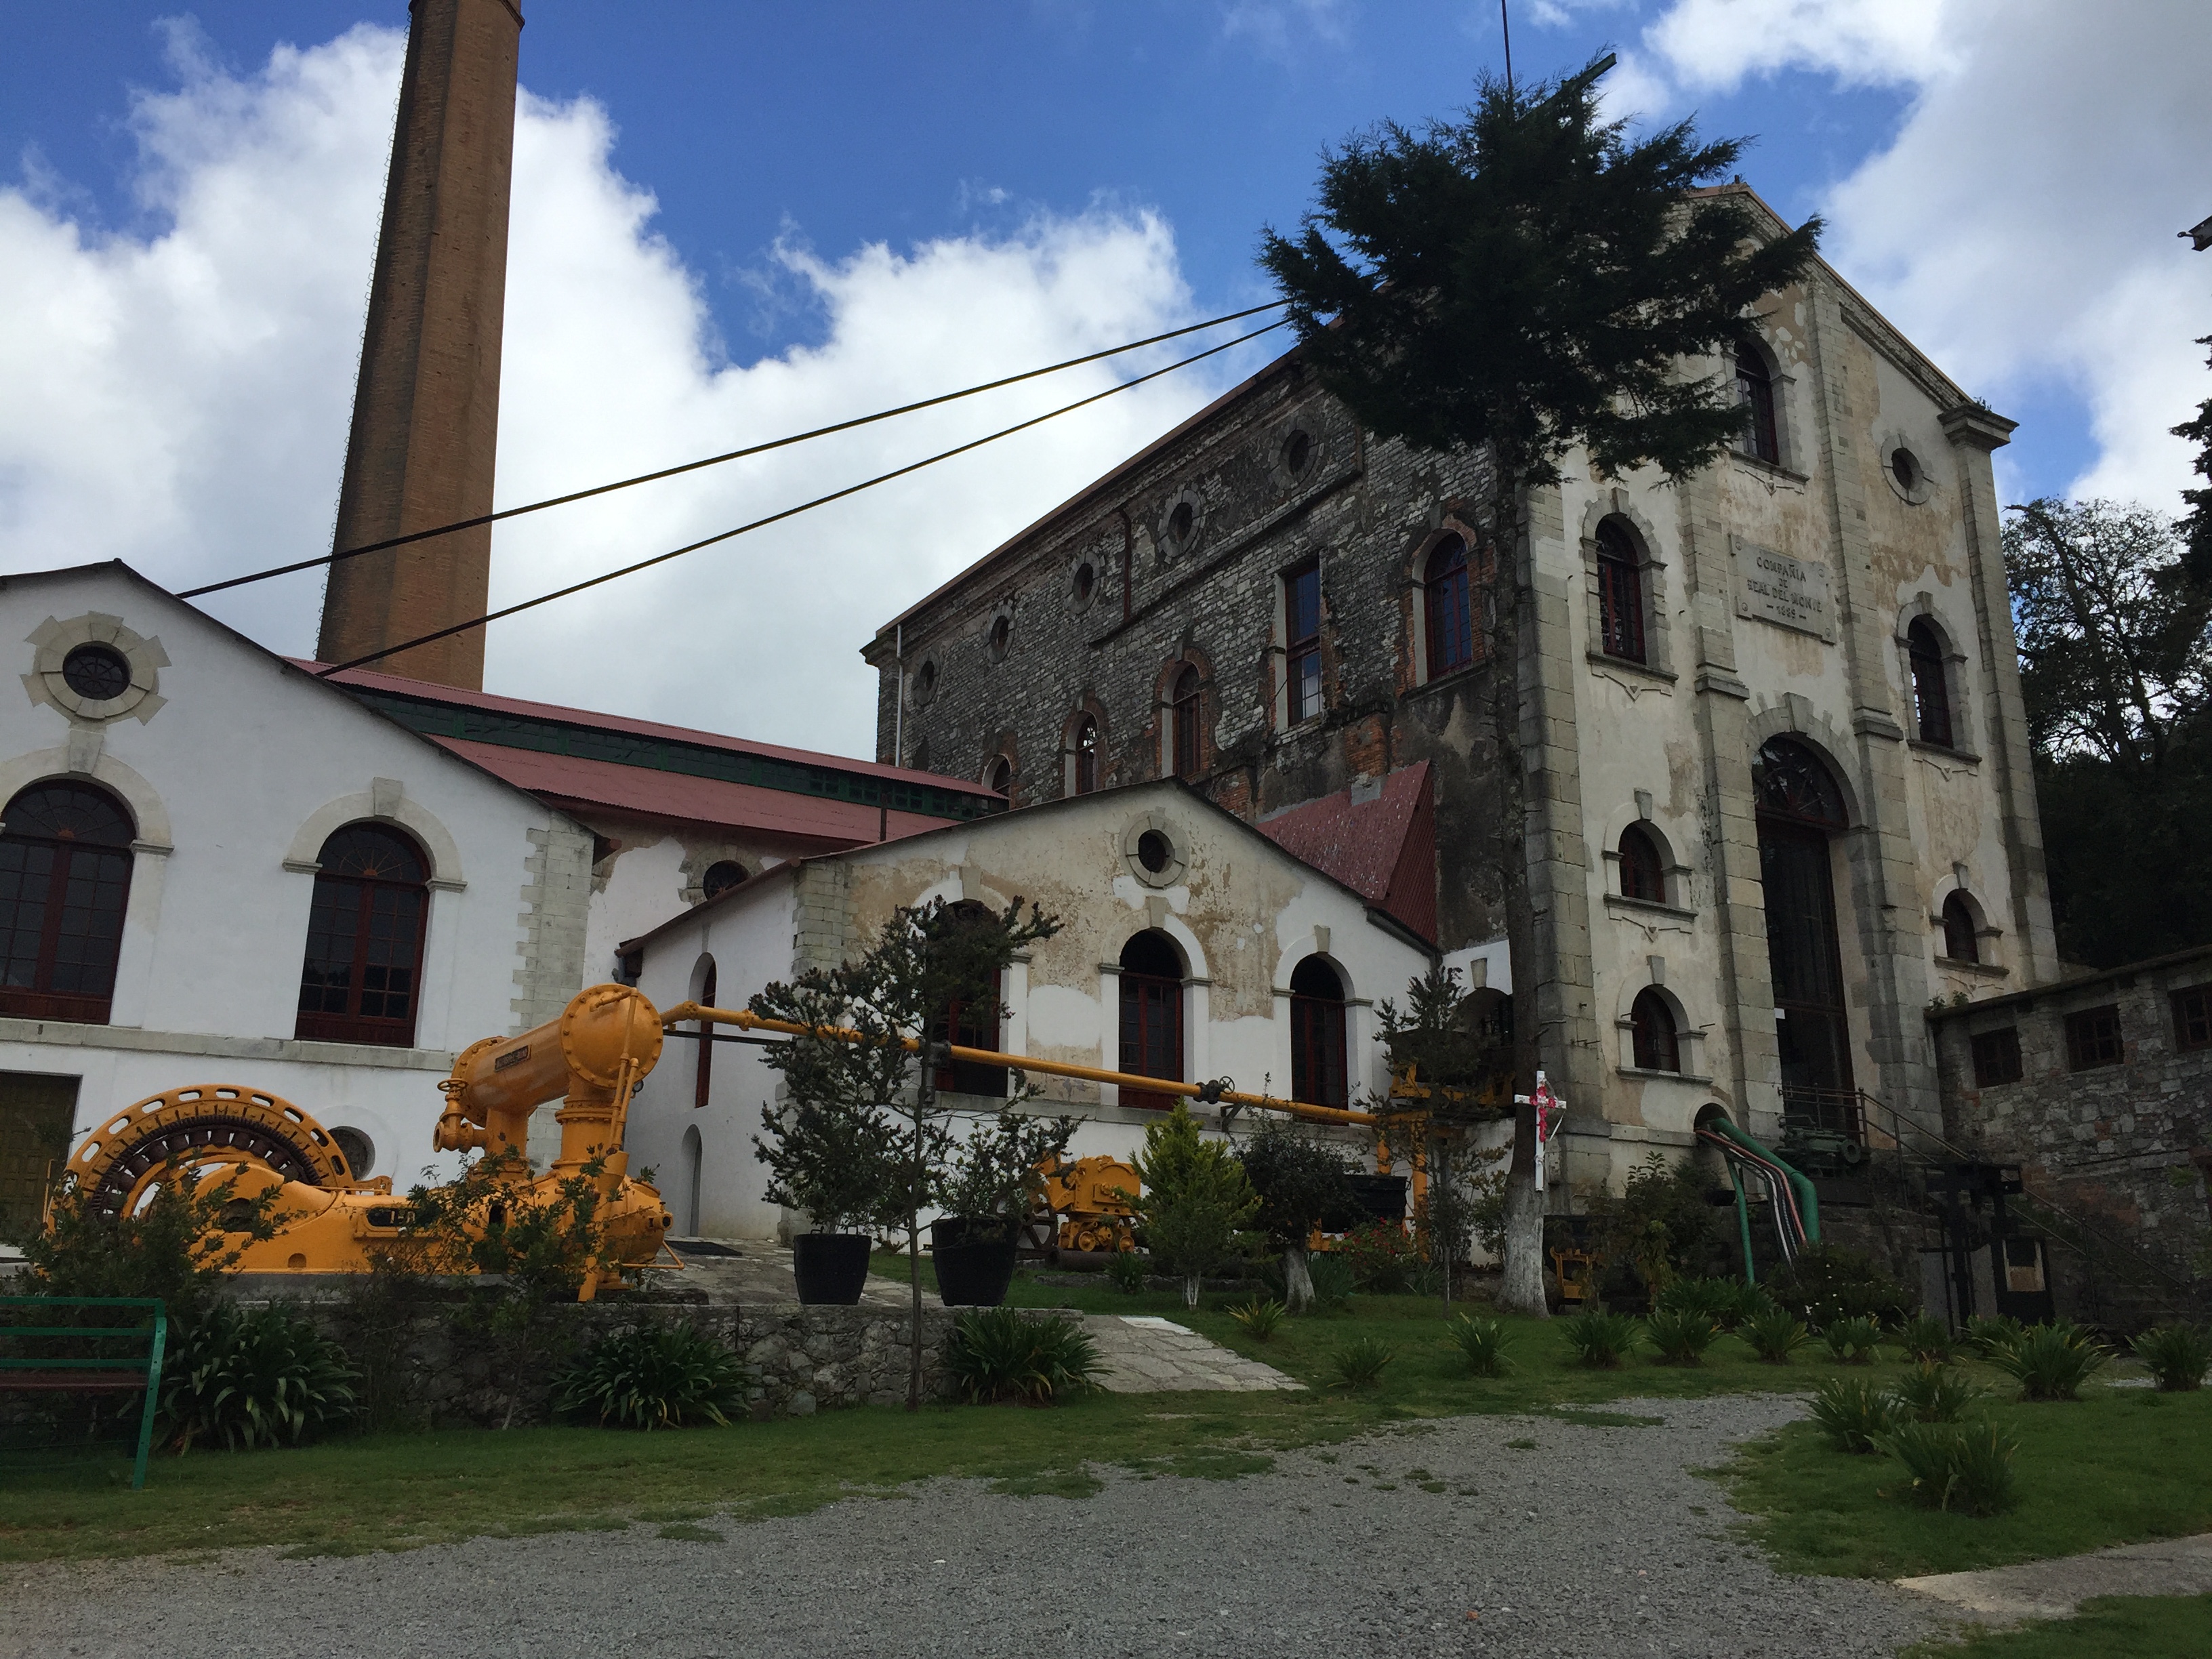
[1706,1114,1820,1246]
[1728,1160,1757,1285]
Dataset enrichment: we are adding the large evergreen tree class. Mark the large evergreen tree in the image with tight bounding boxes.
[1260,57,1818,1314]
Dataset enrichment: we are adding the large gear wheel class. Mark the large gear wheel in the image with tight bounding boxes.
[65,1086,353,1220]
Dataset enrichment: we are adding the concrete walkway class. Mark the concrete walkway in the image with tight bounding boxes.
[1897,1532,2212,1621]
[1082,1313,1305,1393]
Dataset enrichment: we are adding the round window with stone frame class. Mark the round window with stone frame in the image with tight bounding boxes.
[1880,434,1935,506]
[1071,559,1099,611]
[25,614,169,724]
[987,612,1012,662]
[1160,489,1204,558]
[912,657,939,705]
[1121,814,1187,888]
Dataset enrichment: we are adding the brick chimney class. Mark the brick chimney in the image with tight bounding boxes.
[319,0,523,689]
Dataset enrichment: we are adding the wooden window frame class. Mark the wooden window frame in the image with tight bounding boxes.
[1424,537,1475,680]
[2064,1005,2123,1072]
[1940,893,1980,964]
[1595,522,1647,664]
[293,825,430,1048]
[2172,985,2211,1052]
[1629,989,1680,1073]
[1171,667,1204,781]
[1909,619,1955,748]
[1618,825,1666,903]
[1284,560,1323,724]
[0,783,136,1026]
[1971,1027,2024,1088]
[1736,338,1781,465]
[1288,959,1349,1108]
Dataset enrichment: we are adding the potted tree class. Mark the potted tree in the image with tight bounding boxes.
[933,1107,1074,1307]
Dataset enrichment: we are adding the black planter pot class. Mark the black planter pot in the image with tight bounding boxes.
[792,1232,872,1305]
[930,1217,1017,1307]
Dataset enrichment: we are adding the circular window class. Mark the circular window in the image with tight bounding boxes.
[62,644,131,702]
[1881,436,1933,505]
[1168,501,1195,546]
[1136,830,1173,874]
[1284,429,1312,478]
[914,660,938,702]
[1073,561,1097,607]
[330,1126,375,1180]
[988,615,1010,660]
[1891,449,1919,492]
[703,860,747,899]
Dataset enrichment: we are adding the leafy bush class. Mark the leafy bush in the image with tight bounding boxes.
[1229,1296,1286,1340]
[1875,1420,2018,1515]
[1237,1120,1354,1311]
[1330,1336,1395,1389]
[1655,1277,1744,1329]
[1743,1307,1810,1364]
[161,1303,356,1453]
[1584,1153,1722,1300]
[1644,1308,1720,1366]
[1561,1309,1639,1370]
[1809,1375,1898,1453]
[1305,1251,1355,1313]
[1730,1283,1780,1328]
[2131,1323,2212,1392]
[1761,1244,1914,1331]
[1105,1249,1150,1296]
[1822,1316,1883,1365]
[554,1322,749,1430]
[1340,1221,1421,1294]
[1444,1313,1513,1377]
[1961,1313,2026,1359]
[1990,1322,2108,1401]
[21,1158,285,1329]
[1891,1363,1980,1423]
[938,1109,1078,1228]
[945,1307,1102,1405]
[1897,1313,1954,1365]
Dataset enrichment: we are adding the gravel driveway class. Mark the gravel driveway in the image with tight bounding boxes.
[1,1394,1942,1659]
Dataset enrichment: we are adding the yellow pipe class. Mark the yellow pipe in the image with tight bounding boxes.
[658,1001,1378,1128]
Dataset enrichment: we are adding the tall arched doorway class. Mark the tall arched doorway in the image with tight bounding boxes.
[1753,737,1856,1134]
[1118,930,1184,1111]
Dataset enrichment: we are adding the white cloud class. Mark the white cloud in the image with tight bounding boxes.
[0,26,1246,758]
[1218,0,1352,57]
[1624,0,2212,512]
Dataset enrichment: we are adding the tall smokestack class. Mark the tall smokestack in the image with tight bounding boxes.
[319,0,523,689]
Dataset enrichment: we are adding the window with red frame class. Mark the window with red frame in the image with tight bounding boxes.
[1908,619,1954,747]
[295,823,429,1046]
[1595,520,1646,663]
[1284,560,1323,722]
[1288,956,1349,1107]
[1118,929,1184,1110]
[1425,535,1475,678]
[2064,1005,2123,1071]
[1629,988,1680,1072]
[1736,338,1780,464]
[1618,824,1666,903]
[1171,665,1204,780]
[0,781,135,1024]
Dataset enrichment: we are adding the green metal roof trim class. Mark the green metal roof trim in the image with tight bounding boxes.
[352,687,1004,821]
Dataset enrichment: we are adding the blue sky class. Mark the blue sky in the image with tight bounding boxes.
[2,2,2205,749]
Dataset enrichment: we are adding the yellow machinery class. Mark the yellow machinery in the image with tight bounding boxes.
[60,985,674,1300]
[1034,1154,1139,1254]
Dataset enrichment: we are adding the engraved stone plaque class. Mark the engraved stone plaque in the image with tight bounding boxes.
[1734,541,1834,640]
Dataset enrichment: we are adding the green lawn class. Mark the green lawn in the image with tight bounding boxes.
[1725,1385,2212,1580]
[1903,1595,2212,1658]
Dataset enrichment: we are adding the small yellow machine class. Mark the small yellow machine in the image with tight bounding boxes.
[1034,1154,1139,1254]
[60,984,674,1298]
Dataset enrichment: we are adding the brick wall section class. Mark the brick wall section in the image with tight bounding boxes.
[1932,946,2212,1288]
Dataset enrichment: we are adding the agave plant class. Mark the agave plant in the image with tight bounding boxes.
[1990,1322,2107,1402]
[161,1303,357,1454]
[1743,1307,1809,1365]
[1644,1308,1720,1366]
[1961,1313,2026,1359]
[1105,1250,1150,1296]
[1875,1419,2018,1515]
[1896,1313,1953,1366]
[1330,1335,1395,1389]
[945,1307,1103,1405]
[1560,1310,1639,1370]
[1654,1277,1742,1329]
[1822,1316,1882,1365]
[1229,1296,1286,1340]
[1808,1375,1898,1454]
[1443,1313,1513,1378]
[1890,1363,1980,1423]
[2130,1324,2211,1393]
[555,1321,750,1429]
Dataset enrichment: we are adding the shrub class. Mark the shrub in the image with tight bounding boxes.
[1105,1250,1149,1296]
[162,1303,356,1453]
[1809,1375,1898,1453]
[21,1159,285,1330]
[1761,1244,1914,1330]
[1444,1313,1513,1377]
[1822,1317,1882,1365]
[945,1307,1102,1405]
[1340,1221,1421,1294]
[2131,1323,2212,1392]
[1897,1313,1954,1365]
[1730,1283,1780,1328]
[1876,1420,2018,1515]
[1237,1120,1354,1312]
[1744,1307,1810,1364]
[1561,1309,1639,1370]
[1331,1335,1395,1389]
[1990,1322,2108,1401]
[1961,1313,2026,1359]
[1305,1251,1355,1313]
[1891,1363,1980,1423]
[1584,1153,1723,1300]
[1133,1106,1261,1308]
[554,1322,748,1430]
[1655,1277,1744,1329]
[1644,1308,1720,1366]
[1229,1296,1286,1340]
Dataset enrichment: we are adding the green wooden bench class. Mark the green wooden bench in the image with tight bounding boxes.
[0,1296,168,1490]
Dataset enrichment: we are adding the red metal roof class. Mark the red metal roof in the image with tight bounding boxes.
[1255,762,1437,943]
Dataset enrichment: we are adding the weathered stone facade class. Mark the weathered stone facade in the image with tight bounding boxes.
[866,186,2062,1191]
[1931,946,2212,1313]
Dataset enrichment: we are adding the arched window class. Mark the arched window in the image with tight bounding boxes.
[1595,519,1645,663]
[1288,956,1349,1107]
[1907,619,1954,747]
[702,860,747,899]
[0,781,136,1024]
[1118,930,1184,1111]
[295,823,428,1047]
[694,958,717,1109]
[1072,715,1100,795]
[1941,893,1980,964]
[1171,667,1204,781]
[1753,737,1848,830]
[1284,560,1324,722]
[1618,824,1666,903]
[1753,737,1856,1115]
[986,755,1012,799]
[678,1124,703,1237]
[1630,989,1680,1073]
[1736,338,1780,465]
[930,901,1006,1098]
[1425,535,1474,678]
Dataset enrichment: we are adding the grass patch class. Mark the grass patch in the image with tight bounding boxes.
[1727,1385,2212,1579]
[1903,1594,2212,1658]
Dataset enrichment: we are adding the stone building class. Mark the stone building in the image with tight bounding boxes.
[865,186,2060,1194]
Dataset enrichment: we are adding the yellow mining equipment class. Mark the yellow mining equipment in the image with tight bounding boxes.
[1035,1154,1139,1253]
[59,985,674,1299]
